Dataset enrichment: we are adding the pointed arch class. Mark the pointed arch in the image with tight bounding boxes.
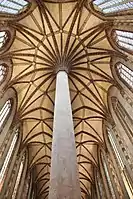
[0,88,17,146]
[92,0,133,14]
[0,1,36,21]
[116,62,133,90]
[0,26,15,54]
[107,86,133,197]
[0,59,12,90]
[106,24,133,55]
[114,30,133,53]
[0,0,29,15]
[110,57,133,95]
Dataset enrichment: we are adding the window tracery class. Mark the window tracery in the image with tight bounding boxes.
[0,99,11,129]
[114,30,133,52]
[0,31,8,49]
[93,0,133,14]
[0,0,29,15]
[0,64,6,83]
[116,62,133,89]
[0,130,18,191]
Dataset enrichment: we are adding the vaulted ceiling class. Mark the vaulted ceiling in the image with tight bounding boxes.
[1,0,122,198]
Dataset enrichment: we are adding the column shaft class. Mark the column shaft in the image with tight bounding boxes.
[49,71,81,199]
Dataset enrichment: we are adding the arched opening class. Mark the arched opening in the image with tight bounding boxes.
[0,64,7,83]
[116,62,133,90]
[107,128,133,198]
[0,1,133,198]
[113,30,133,52]
[0,0,29,15]
[111,96,133,144]
[11,153,26,199]
[100,151,116,198]
[0,129,19,191]
[93,0,133,14]
[0,99,12,129]
[0,31,8,49]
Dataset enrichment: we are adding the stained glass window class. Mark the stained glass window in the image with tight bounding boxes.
[93,0,133,14]
[0,64,6,83]
[101,153,116,199]
[0,100,11,129]
[108,128,133,198]
[12,154,25,199]
[0,131,18,191]
[108,130,124,170]
[0,0,28,15]
[111,97,133,143]
[0,31,8,49]
[117,63,133,89]
[114,30,133,51]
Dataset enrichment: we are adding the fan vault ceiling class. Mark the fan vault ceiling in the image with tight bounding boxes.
[1,0,122,198]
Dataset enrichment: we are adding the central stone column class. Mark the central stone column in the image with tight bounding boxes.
[49,71,81,199]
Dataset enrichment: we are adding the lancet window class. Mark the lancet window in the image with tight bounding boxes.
[116,63,133,89]
[93,0,133,14]
[108,130,124,170]
[0,31,8,49]
[96,171,105,198]
[0,99,11,129]
[0,64,6,83]
[12,154,26,199]
[21,173,32,199]
[0,130,18,191]
[107,129,133,198]
[101,153,116,198]
[111,97,133,144]
[114,30,133,52]
[0,0,29,15]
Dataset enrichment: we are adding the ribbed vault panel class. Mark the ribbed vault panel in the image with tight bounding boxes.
[3,0,117,198]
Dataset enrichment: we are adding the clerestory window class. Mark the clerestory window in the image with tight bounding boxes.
[111,97,133,143]
[101,153,116,199]
[0,100,11,129]
[114,30,133,52]
[108,129,133,198]
[93,0,133,14]
[12,154,26,199]
[0,0,29,15]
[0,31,8,49]
[108,130,124,170]
[0,130,18,191]
[0,64,6,83]
[116,63,133,89]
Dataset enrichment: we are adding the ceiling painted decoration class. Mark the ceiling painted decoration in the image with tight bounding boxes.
[1,0,123,198]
